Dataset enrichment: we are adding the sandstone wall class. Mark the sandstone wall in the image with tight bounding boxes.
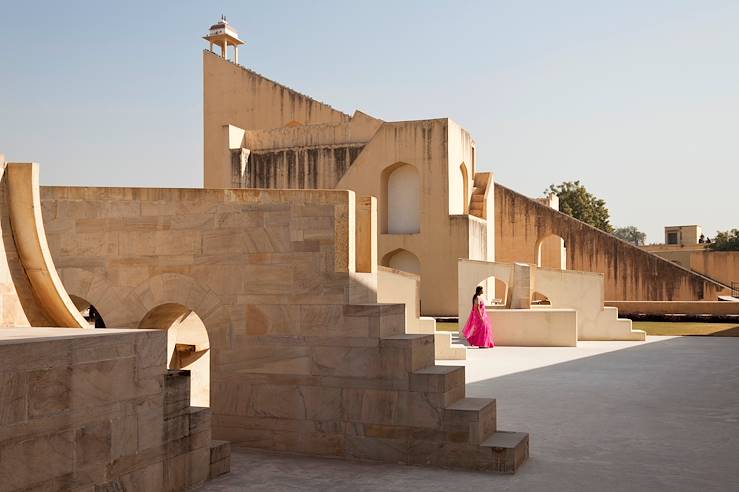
[204,51,351,188]
[648,249,739,288]
[495,184,727,301]
[0,328,224,491]
[40,185,528,473]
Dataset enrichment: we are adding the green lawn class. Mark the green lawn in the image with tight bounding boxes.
[437,321,460,332]
[632,321,739,337]
[436,320,739,337]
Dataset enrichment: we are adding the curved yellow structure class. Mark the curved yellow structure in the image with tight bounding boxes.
[5,163,87,328]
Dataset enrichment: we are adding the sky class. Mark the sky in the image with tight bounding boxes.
[1,0,737,243]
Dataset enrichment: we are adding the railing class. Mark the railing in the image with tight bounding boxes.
[732,281,739,298]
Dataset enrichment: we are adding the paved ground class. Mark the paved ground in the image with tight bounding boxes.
[201,336,739,491]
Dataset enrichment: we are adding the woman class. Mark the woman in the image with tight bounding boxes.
[461,286,495,348]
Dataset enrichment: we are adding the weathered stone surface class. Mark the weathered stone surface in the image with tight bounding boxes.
[0,329,217,491]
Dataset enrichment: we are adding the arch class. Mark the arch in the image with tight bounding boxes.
[382,248,421,276]
[536,234,567,270]
[69,294,106,328]
[381,163,420,234]
[139,303,211,407]
[460,163,469,214]
[531,292,551,305]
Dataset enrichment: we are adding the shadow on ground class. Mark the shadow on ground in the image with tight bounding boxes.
[202,336,739,492]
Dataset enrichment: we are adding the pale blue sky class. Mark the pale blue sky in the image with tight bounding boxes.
[1,1,737,242]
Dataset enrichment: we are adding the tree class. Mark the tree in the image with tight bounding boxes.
[708,229,739,251]
[613,226,647,246]
[545,181,613,233]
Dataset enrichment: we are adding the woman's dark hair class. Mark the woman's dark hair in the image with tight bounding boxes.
[472,286,483,307]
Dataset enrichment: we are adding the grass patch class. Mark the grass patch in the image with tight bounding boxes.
[437,320,739,337]
[436,321,459,332]
[633,321,739,337]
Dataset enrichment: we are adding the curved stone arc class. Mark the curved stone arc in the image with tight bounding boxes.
[5,163,87,328]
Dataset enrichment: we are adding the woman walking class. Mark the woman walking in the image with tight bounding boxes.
[462,286,495,348]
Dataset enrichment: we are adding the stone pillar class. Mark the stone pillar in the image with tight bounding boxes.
[509,262,533,309]
[234,46,239,64]
[355,196,377,273]
[222,40,227,59]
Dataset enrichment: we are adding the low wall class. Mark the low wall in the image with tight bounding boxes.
[495,184,728,301]
[377,266,435,334]
[0,328,225,491]
[488,308,577,347]
[606,301,739,316]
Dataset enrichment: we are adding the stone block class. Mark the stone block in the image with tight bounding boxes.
[188,407,211,435]
[164,413,190,443]
[0,429,75,491]
[345,435,408,464]
[27,366,71,418]
[75,419,112,467]
[137,409,165,452]
[111,414,138,459]
[409,365,465,394]
[479,431,530,473]
[209,457,230,480]
[310,346,382,379]
[300,385,342,421]
[164,371,190,418]
[209,440,231,463]
[0,371,27,425]
[101,461,164,492]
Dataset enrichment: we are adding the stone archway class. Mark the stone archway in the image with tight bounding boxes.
[382,248,421,276]
[139,302,211,407]
[536,234,567,270]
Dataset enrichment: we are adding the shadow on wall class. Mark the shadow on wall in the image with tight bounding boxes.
[139,303,211,407]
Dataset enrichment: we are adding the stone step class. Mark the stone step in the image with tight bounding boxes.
[411,365,466,394]
[380,334,435,372]
[444,397,498,445]
[471,194,484,203]
[479,431,530,474]
[345,303,406,338]
[209,440,231,479]
[434,331,467,359]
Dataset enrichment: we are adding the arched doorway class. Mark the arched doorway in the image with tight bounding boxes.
[69,294,106,328]
[139,303,210,407]
[382,249,421,276]
[537,234,567,270]
[383,163,420,234]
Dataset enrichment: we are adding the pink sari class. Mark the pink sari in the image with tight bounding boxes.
[463,298,495,348]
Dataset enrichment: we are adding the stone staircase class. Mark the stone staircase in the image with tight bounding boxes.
[451,330,471,347]
[598,306,645,341]
[365,307,529,473]
[434,330,468,359]
[469,173,489,219]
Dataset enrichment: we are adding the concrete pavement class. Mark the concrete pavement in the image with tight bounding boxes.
[201,336,739,491]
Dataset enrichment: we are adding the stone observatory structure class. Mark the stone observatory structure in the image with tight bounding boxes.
[0,162,230,491]
[203,21,729,316]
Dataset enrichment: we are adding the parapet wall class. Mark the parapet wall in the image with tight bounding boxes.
[0,328,224,491]
[495,184,727,301]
